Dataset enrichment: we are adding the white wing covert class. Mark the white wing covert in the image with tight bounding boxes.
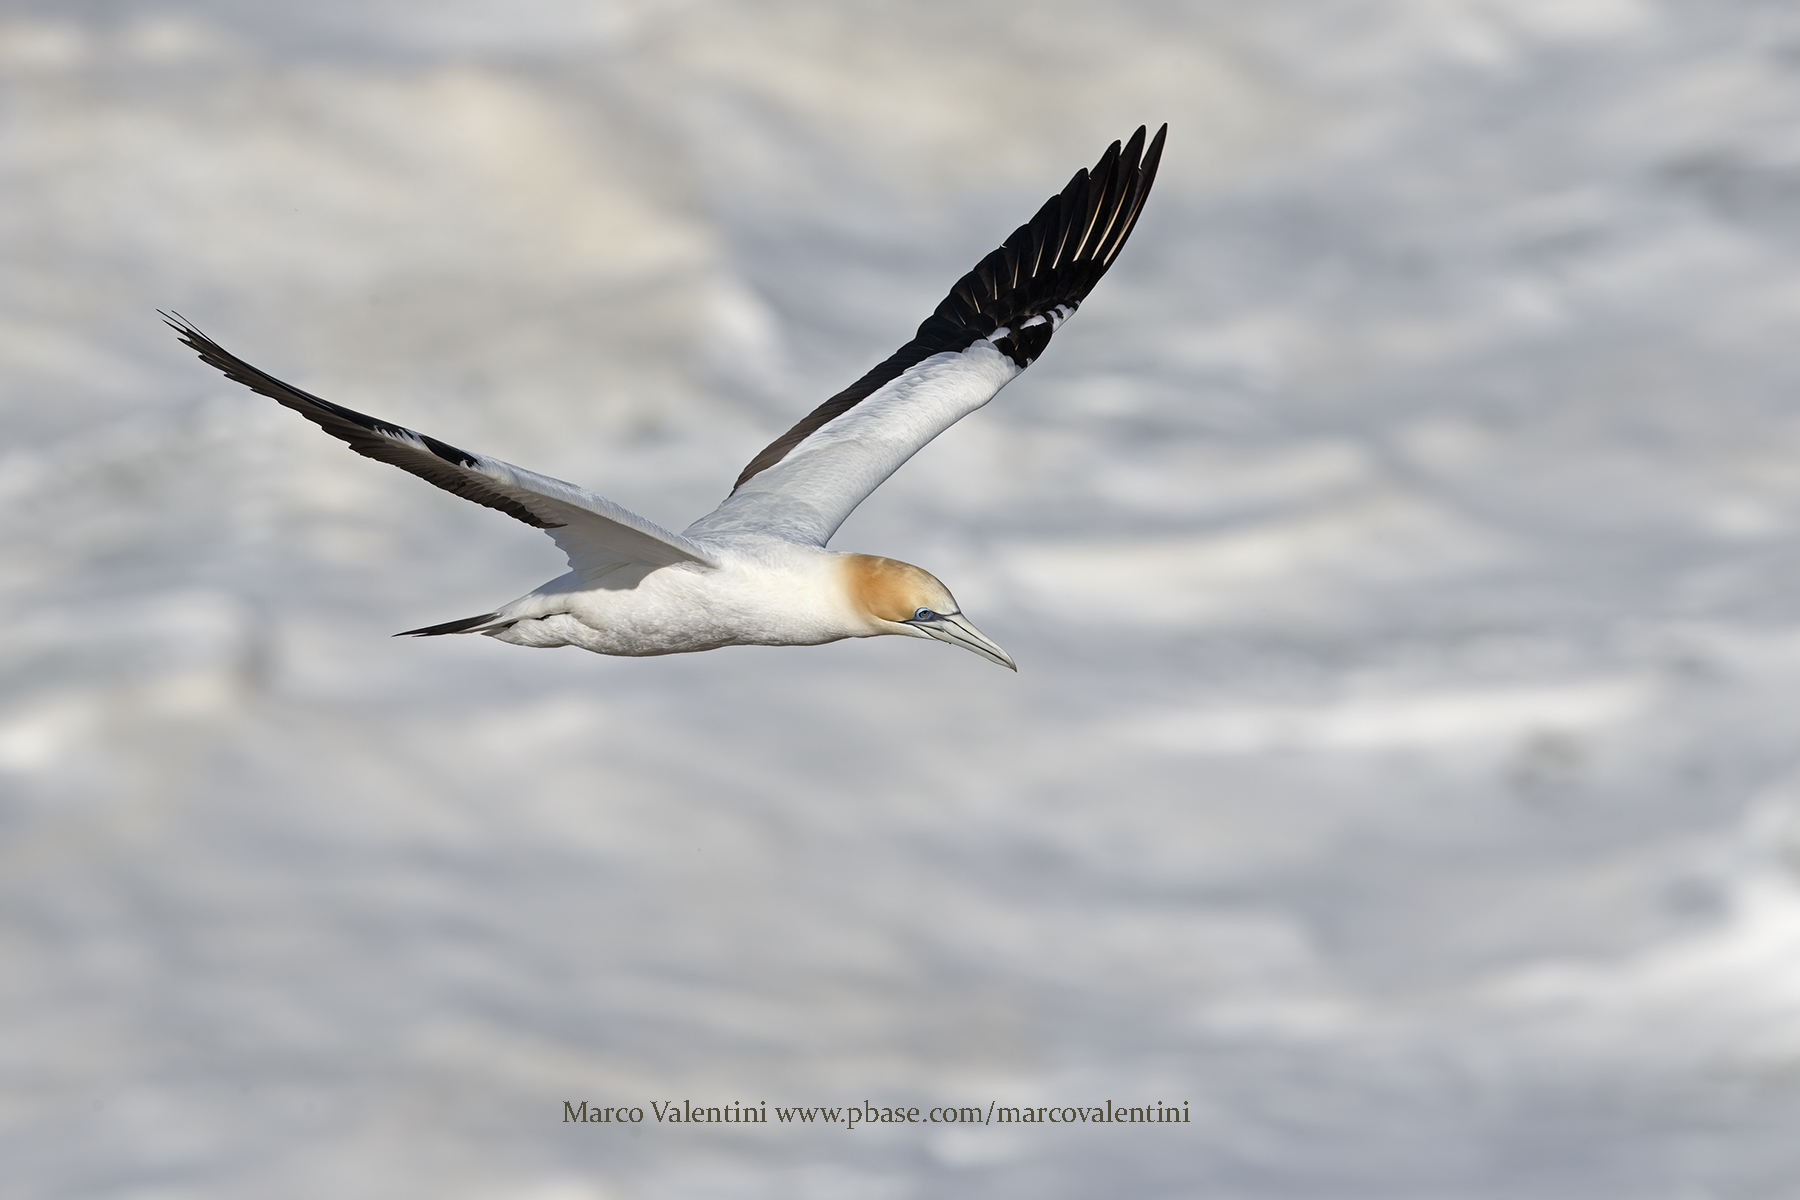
[687,123,1166,547]
[164,315,719,578]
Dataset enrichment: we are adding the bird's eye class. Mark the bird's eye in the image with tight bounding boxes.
[914,608,937,621]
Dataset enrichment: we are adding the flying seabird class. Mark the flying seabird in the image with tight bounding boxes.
[166,124,1166,671]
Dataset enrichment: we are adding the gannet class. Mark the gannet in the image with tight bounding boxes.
[166,124,1166,671]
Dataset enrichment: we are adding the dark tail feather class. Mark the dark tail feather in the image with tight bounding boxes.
[394,611,503,637]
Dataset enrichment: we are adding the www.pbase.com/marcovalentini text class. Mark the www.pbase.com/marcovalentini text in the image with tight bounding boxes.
[563,1100,1189,1128]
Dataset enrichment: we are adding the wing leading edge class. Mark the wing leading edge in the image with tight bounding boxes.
[164,314,719,576]
[687,123,1166,547]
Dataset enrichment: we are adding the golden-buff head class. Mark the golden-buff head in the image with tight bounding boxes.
[837,554,1016,670]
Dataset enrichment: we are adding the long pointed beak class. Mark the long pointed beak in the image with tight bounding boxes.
[906,611,1017,671]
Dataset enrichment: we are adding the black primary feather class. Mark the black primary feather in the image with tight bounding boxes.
[162,313,563,530]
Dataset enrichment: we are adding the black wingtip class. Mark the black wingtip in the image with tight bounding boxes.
[159,310,253,381]
[160,309,204,347]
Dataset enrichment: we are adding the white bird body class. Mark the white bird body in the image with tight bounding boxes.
[166,126,1166,671]
[484,544,878,657]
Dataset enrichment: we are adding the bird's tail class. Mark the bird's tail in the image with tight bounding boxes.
[394,611,503,637]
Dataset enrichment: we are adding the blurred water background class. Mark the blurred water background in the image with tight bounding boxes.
[8,1,1800,1196]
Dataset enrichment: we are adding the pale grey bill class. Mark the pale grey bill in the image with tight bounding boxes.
[908,612,1018,671]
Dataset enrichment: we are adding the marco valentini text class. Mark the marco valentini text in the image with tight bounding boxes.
[563,1100,1190,1128]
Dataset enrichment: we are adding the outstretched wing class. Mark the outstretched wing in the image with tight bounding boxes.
[164,315,720,575]
[686,123,1166,547]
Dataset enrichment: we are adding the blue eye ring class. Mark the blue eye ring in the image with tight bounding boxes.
[913,608,937,621]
